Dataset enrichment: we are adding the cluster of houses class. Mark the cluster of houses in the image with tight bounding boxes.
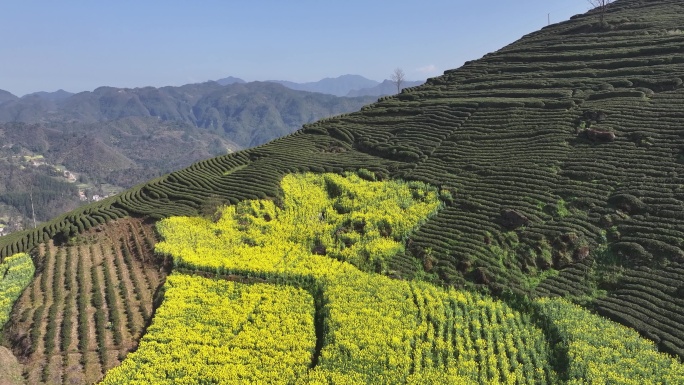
[78,190,107,202]
[22,156,109,202]
[0,153,116,239]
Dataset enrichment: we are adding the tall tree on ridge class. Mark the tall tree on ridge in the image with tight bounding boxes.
[588,0,613,24]
[390,68,405,94]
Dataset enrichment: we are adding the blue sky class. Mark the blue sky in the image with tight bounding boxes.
[0,1,591,96]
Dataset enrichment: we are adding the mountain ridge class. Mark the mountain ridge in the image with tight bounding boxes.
[24,89,74,101]
[1,73,422,106]
[215,76,246,85]
[0,81,376,148]
[0,90,17,104]
[267,74,380,96]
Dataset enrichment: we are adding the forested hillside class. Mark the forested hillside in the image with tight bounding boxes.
[0,83,374,234]
[0,82,375,149]
[1,0,683,383]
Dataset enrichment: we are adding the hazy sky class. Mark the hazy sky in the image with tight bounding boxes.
[1,1,591,96]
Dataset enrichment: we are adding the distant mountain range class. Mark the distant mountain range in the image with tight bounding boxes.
[217,74,425,97]
[0,80,377,232]
[0,73,423,232]
[24,89,74,101]
[0,81,375,148]
[215,76,246,86]
[7,74,425,102]
[267,74,379,96]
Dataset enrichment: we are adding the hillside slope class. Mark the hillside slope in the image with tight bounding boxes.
[1,0,684,381]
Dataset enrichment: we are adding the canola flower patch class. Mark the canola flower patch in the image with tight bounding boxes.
[535,297,684,385]
[0,253,34,329]
[302,278,554,384]
[100,274,316,384]
[109,173,554,383]
[156,172,442,275]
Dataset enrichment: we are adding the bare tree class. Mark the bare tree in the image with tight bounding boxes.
[588,0,613,24]
[390,68,405,94]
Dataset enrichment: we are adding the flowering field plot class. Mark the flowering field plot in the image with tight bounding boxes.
[306,279,555,384]
[536,298,684,384]
[0,253,34,328]
[102,172,684,383]
[156,172,443,276]
[103,173,553,383]
[101,274,316,384]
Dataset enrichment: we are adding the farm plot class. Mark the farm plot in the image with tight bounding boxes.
[105,171,684,383]
[101,274,317,384]
[0,218,166,385]
[106,172,555,384]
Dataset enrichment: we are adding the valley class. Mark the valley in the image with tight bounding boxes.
[0,81,379,237]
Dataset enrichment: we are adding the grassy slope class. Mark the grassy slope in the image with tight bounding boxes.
[1,0,684,362]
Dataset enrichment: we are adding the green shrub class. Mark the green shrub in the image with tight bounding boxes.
[356,168,376,181]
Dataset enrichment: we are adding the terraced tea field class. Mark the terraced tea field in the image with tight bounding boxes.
[1,0,683,382]
[1,218,166,384]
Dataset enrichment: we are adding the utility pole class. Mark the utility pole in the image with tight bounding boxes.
[29,188,37,228]
[548,13,550,26]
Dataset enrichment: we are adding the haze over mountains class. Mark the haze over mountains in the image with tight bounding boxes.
[0,72,425,233]
[218,74,424,97]
[264,74,426,97]
[0,71,426,234]
[0,74,424,148]
[6,74,424,101]
[268,74,379,96]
